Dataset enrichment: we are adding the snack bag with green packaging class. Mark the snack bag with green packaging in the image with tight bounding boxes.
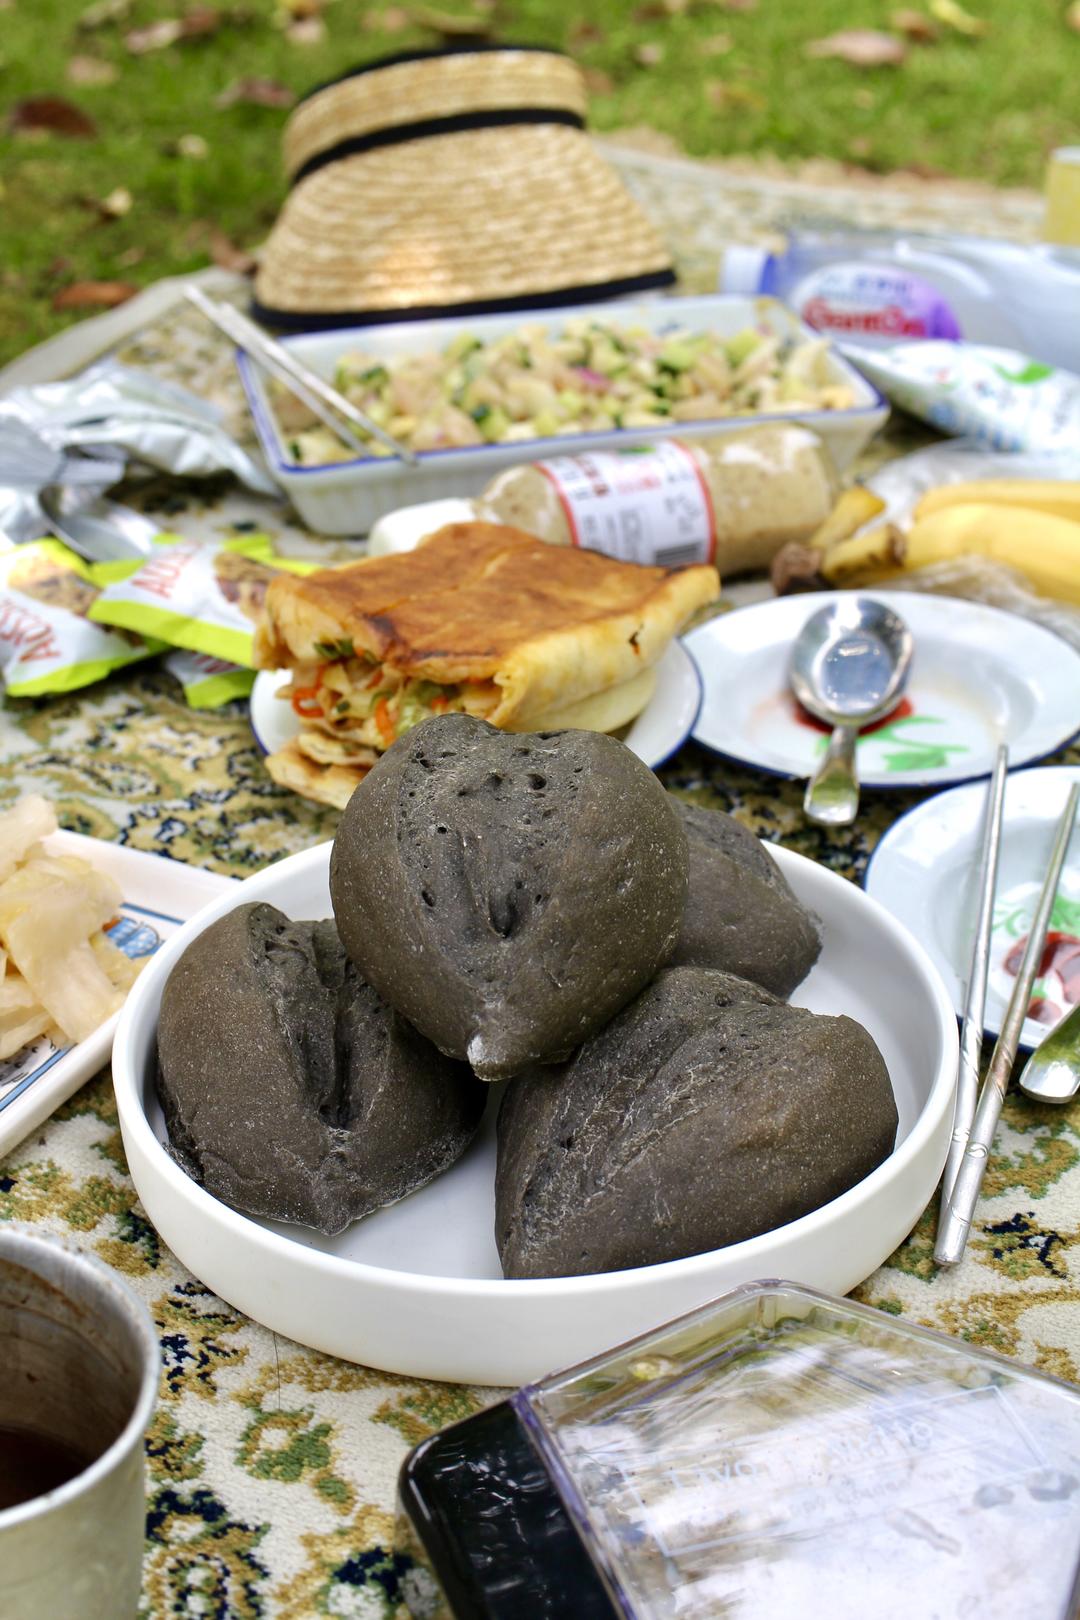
[843,341,1080,451]
[0,538,159,697]
[89,533,315,667]
[164,649,255,709]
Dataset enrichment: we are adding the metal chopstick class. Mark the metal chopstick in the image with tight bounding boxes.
[183,286,418,467]
[938,743,1009,1212]
[935,781,1080,1267]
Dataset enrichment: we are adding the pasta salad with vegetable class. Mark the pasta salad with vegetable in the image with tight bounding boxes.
[277,317,857,463]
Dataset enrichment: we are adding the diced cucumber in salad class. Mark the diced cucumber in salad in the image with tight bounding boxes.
[282,317,855,464]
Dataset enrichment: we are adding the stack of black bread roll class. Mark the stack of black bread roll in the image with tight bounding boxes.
[157,714,897,1278]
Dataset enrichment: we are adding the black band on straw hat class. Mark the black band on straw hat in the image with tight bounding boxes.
[290,107,586,189]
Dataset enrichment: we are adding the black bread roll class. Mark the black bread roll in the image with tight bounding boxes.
[671,800,821,997]
[329,714,689,1080]
[157,902,486,1235]
[496,964,896,1279]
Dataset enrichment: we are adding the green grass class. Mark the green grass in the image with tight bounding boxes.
[1,0,1078,367]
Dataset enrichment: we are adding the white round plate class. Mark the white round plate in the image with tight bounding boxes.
[687,591,1080,789]
[249,640,703,779]
[866,765,1080,1054]
[112,842,957,1387]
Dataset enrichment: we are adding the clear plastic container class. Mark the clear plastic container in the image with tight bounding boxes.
[398,1281,1080,1619]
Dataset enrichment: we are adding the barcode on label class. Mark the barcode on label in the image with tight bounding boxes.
[653,542,704,568]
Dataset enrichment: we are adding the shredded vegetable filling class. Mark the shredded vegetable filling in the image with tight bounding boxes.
[282,656,499,754]
[277,318,856,463]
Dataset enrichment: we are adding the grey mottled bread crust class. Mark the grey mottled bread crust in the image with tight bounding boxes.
[496,965,896,1279]
[329,713,689,1080]
[157,903,486,1235]
[671,800,822,996]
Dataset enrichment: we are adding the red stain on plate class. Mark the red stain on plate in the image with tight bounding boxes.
[1003,931,1080,1024]
[791,695,915,735]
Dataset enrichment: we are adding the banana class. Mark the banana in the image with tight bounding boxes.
[820,502,1080,605]
[904,504,1080,605]
[915,480,1080,525]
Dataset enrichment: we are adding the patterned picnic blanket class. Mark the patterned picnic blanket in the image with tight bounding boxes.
[1,146,1077,1618]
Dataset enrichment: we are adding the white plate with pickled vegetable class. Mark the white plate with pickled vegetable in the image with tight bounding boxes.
[0,799,235,1160]
[865,765,1080,1052]
[236,296,887,534]
[250,639,704,794]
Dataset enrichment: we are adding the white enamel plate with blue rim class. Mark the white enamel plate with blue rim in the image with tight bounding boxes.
[0,833,235,1160]
[249,639,704,779]
[865,765,1080,1054]
[686,591,1080,790]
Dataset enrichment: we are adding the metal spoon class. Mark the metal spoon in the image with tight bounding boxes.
[789,595,914,827]
[39,486,159,564]
[1018,1002,1080,1103]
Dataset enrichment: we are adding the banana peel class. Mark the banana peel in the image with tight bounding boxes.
[769,485,887,593]
[807,485,887,550]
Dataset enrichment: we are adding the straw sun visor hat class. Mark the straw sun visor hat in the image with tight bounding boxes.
[253,46,676,329]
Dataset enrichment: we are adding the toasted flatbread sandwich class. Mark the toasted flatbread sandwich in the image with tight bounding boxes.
[254,521,720,808]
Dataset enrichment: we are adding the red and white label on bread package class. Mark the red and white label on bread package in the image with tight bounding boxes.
[533,440,716,569]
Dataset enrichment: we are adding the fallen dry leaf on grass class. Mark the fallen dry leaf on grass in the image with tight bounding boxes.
[179,4,222,35]
[125,7,223,52]
[890,8,938,40]
[582,66,616,95]
[285,13,326,42]
[66,54,119,85]
[898,159,950,177]
[634,41,665,66]
[1065,0,1080,29]
[568,19,606,46]
[805,29,907,66]
[8,96,98,138]
[98,185,132,217]
[633,0,684,18]
[179,219,257,272]
[215,76,296,108]
[702,31,735,54]
[161,132,209,157]
[706,78,765,109]
[361,6,411,30]
[208,228,258,275]
[52,280,137,310]
[125,17,182,50]
[410,5,495,36]
[77,0,133,27]
[928,0,987,33]
[42,255,73,281]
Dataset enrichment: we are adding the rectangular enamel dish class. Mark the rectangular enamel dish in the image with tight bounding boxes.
[237,295,889,536]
